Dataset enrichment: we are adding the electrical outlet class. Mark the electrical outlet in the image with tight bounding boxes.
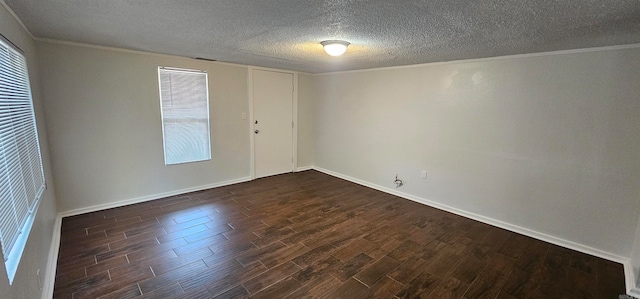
[421,170,427,179]
[241,112,247,119]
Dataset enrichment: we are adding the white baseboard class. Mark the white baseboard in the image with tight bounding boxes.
[43,176,253,298]
[312,166,628,264]
[626,260,640,297]
[43,169,637,296]
[313,166,640,292]
[41,215,61,299]
[58,177,252,218]
[624,260,638,296]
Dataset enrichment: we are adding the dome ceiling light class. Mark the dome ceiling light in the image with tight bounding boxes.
[320,40,350,56]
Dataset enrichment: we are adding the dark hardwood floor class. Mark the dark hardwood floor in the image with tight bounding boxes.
[54,170,626,298]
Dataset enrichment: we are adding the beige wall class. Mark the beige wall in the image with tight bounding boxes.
[5,4,640,294]
[36,42,252,212]
[297,73,314,168]
[0,3,58,298]
[312,48,640,259]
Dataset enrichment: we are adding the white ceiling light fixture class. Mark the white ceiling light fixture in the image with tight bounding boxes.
[321,40,350,56]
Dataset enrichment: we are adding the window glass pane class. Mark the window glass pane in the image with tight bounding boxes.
[158,68,211,165]
[0,36,46,284]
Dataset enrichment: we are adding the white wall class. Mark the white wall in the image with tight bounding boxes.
[297,73,314,168]
[36,42,251,212]
[312,47,640,259]
[0,3,58,298]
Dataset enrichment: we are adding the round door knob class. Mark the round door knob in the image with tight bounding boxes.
[254,130,259,134]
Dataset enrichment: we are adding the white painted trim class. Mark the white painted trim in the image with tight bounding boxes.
[41,215,61,299]
[58,177,251,217]
[32,28,640,77]
[248,68,298,180]
[0,0,35,39]
[248,65,301,75]
[626,259,640,297]
[311,166,628,264]
[40,168,638,296]
[35,38,248,69]
[248,67,256,180]
[315,43,640,76]
[42,176,250,298]
[292,72,299,173]
[629,214,640,297]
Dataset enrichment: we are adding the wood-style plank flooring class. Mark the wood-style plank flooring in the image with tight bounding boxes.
[54,170,626,298]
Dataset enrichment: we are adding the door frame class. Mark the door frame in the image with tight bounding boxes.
[248,66,298,180]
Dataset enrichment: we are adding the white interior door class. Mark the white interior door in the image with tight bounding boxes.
[252,69,294,178]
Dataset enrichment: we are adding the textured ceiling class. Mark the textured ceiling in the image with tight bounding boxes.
[4,0,640,73]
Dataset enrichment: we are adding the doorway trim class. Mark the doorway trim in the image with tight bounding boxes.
[248,66,298,180]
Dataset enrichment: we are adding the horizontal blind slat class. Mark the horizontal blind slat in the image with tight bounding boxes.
[158,68,210,165]
[0,36,45,264]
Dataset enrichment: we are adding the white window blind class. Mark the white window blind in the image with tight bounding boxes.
[0,35,45,284]
[158,67,211,165]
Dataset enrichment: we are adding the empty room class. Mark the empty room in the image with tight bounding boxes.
[1,0,639,298]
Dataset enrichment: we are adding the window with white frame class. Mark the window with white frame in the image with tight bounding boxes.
[158,67,211,165]
[0,35,46,284]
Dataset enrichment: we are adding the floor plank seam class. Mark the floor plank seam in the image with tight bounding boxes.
[353,276,370,288]
[52,171,627,299]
